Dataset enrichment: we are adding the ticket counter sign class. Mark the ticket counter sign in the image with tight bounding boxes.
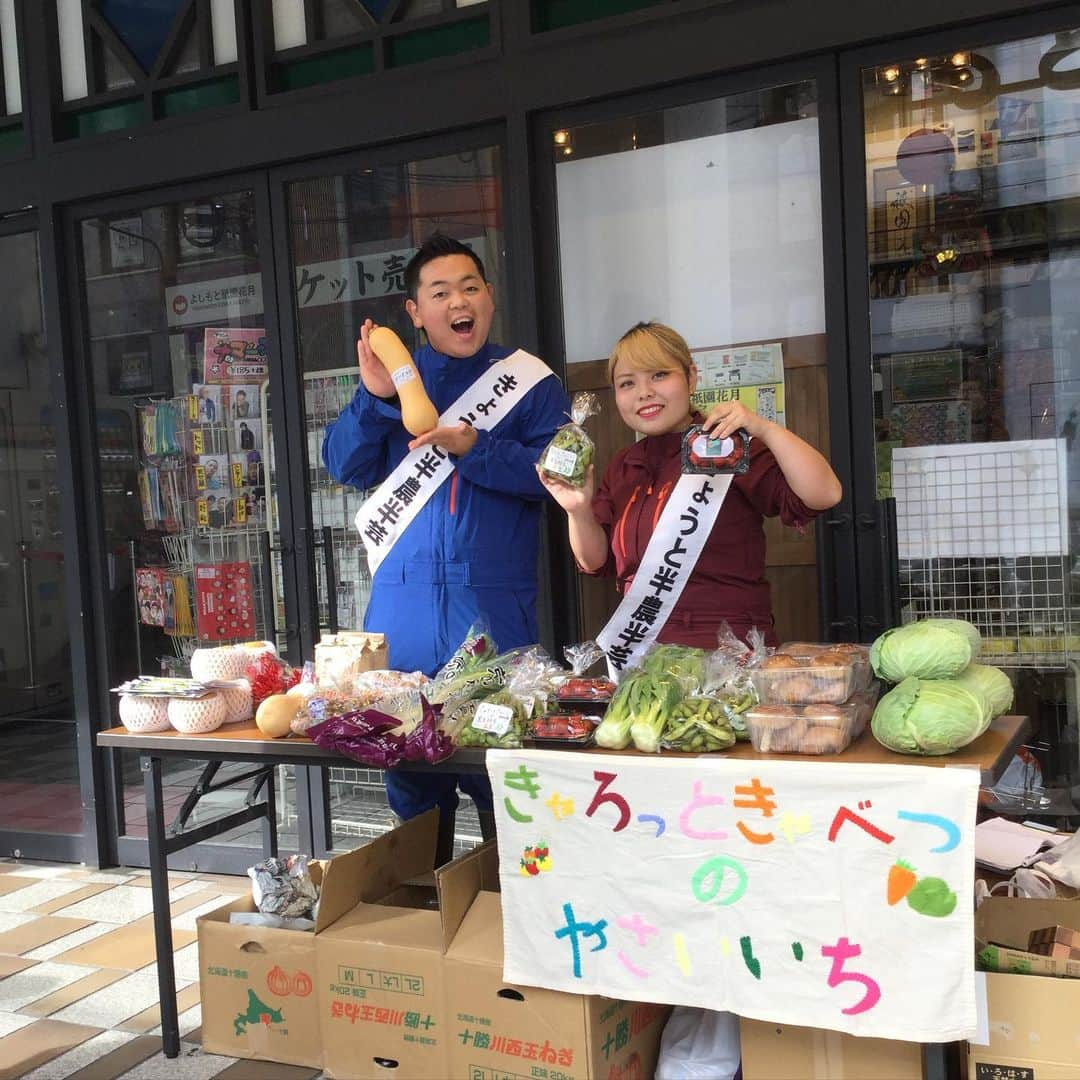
[489,750,978,1042]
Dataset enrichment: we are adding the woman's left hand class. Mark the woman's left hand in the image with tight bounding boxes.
[702,400,766,440]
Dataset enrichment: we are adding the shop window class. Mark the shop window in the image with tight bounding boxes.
[267,0,493,92]
[53,0,240,137]
[861,29,1080,811]
[1,0,22,116]
[550,81,829,645]
[0,230,79,839]
[0,0,23,155]
[75,190,299,850]
[284,145,503,847]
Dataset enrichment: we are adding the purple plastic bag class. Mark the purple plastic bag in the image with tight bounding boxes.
[307,699,455,768]
[402,698,455,764]
[307,709,406,768]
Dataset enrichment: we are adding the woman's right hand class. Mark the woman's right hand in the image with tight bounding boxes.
[356,318,397,399]
[536,464,595,514]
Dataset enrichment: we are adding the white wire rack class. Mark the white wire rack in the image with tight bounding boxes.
[305,367,372,631]
[893,438,1077,667]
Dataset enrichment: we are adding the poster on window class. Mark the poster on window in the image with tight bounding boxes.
[194,562,255,641]
[489,749,978,1042]
[203,328,268,384]
[691,342,786,427]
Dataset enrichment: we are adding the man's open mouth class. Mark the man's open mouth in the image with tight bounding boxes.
[451,317,475,335]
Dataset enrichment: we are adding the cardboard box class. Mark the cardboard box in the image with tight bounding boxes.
[1027,924,1080,960]
[739,1018,924,1079]
[969,898,1080,1079]
[198,841,374,1068]
[315,811,489,1079]
[445,887,669,1080]
[977,900,1080,980]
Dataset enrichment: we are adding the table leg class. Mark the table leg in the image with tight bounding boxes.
[478,807,496,843]
[435,805,457,867]
[261,766,279,859]
[142,754,181,1059]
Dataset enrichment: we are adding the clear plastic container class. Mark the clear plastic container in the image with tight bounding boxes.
[848,681,881,737]
[777,642,872,692]
[744,702,857,754]
[527,713,600,746]
[749,656,857,705]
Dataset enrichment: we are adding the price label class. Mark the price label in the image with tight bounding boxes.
[544,446,578,478]
[472,703,513,737]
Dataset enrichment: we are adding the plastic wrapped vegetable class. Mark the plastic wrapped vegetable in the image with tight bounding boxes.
[429,621,498,695]
[630,672,685,753]
[538,392,599,489]
[455,690,528,748]
[661,696,738,753]
[558,641,615,703]
[699,651,758,740]
[595,669,645,749]
[870,676,989,756]
[870,619,980,683]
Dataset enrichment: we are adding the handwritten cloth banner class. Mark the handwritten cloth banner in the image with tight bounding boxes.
[489,749,979,1042]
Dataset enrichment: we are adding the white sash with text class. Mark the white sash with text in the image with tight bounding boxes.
[597,473,733,676]
[355,351,555,575]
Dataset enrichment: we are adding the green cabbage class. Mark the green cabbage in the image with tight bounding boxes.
[921,618,983,656]
[871,676,988,755]
[870,620,978,682]
[955,663,1013,720]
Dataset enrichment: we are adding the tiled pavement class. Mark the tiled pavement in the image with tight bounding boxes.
[0,861,322,1079]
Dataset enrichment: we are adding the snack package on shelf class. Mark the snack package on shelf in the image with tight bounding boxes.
[313,631,388,692]
[558,641,616,706]
[538,392,599,489]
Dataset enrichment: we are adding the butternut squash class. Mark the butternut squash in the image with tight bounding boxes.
[369,326,439,436]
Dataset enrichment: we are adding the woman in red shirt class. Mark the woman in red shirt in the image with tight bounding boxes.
[539,322,842,648]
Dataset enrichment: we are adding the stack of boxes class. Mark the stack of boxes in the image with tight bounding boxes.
[197,811,669,1078]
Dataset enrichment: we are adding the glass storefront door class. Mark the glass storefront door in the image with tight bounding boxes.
[280,142,505,850]
[858,27,1080,813]
[75,187,300,867]
[543,76,838,647]
[0,228,80,851]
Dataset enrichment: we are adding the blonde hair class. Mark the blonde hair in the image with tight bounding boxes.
[608,322,693,384]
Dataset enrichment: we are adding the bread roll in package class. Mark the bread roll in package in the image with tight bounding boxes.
[314,631,388,692]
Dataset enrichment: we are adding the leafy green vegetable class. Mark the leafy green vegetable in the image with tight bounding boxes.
[955,663,1013,721]
[871,676,988,755]
[870,620,977,683]
[595,671,644,749]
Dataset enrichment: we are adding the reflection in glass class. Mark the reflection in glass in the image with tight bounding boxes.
[78,192,295,849]
[551,83,829,646]
[286,145,503,848]
[0,231,79,837]
[862,30,1080,810]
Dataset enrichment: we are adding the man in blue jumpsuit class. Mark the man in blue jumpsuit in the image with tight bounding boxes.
[322,234,569,821]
